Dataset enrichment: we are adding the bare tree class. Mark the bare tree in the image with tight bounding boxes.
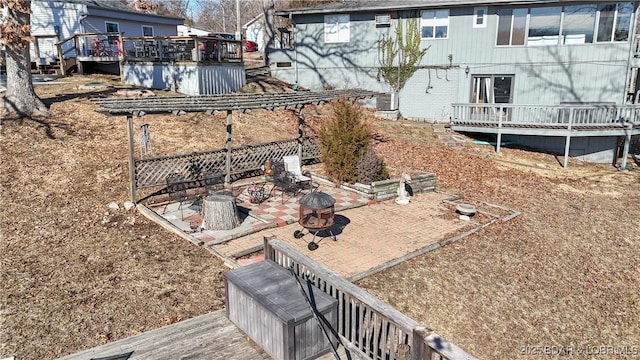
[194,0,263,34]
[1,0,48,118]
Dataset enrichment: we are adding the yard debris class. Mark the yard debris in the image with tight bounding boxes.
[124,201,135,211]
[115,89,156,97]
[107,202,120,211]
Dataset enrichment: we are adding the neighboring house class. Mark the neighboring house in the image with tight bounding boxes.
[30,0,183,62]
[269,0,640,164]
[243,13,265,51]
[177,25,211,36]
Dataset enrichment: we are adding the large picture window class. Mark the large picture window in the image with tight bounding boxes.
[421,10,449,39]
[562,5,596,44]
[324,14,350,43]
[527,6,561,45]
[496,2,633,46]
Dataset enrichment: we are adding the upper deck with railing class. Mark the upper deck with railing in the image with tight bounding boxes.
[54,33,243,74]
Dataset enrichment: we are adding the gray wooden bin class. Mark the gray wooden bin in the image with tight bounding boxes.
[224,260,338,360]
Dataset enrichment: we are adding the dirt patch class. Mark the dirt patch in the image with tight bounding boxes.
[2,74,639,360]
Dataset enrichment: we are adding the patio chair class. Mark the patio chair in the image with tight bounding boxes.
[270,161,304,203]
[283,155,313,189]
[202,171,225,195]
[164,173,189,219]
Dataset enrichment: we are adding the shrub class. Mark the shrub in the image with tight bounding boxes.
[318,101,371,184]
[357,147,389,184]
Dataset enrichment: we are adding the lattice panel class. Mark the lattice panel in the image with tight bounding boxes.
[135,150,226,189]
[302,137,320,159]
[134,137,319,191]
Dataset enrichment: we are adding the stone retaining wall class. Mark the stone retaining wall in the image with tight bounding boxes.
[341,171,436,201]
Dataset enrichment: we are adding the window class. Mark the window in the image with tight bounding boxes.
[496,3,633,46]
[528,6,562,45]
[597,2,633,42]
[421,10,449,39]
[496,9,527,45]
[473,7,487,28]
[562,5,596,44]
[324,14,349,43]
[142,25,153,37]
[105,22,119,33]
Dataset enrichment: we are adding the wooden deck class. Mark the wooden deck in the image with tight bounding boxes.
[57,310,268,360]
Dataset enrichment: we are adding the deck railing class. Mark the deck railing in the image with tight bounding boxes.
[451,103,639,129]
[264,238,477,360]
[121,35,243,63]
[54,33,243,74]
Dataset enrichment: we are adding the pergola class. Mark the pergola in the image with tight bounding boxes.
[93,89,380,202]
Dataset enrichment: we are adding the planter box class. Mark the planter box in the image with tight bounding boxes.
[342,170,436,201]
[224,260,338,360]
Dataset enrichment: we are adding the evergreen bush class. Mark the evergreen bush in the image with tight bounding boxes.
[318,101,371,184]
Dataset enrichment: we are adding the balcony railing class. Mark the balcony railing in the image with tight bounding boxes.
[451,103,639,130]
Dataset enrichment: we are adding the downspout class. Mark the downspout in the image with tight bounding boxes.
[623,2,639,104]
[291,13,299,87]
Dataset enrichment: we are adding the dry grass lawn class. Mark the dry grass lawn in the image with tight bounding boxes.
[1,74,639,360]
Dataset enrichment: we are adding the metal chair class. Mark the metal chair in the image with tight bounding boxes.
[164,173,189,219]
[202,171,225,195]
[270,161,304,203]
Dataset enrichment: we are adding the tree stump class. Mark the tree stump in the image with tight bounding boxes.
[202,194,240,230]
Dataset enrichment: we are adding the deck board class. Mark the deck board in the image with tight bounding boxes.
[57,310,267,360]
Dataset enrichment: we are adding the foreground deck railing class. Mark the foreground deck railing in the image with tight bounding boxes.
[265,238,477,360]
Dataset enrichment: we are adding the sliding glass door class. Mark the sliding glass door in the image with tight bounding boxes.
[471,75,513,119]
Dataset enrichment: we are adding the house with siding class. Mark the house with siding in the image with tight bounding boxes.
[269,0,640,165]
[30,0,183,70]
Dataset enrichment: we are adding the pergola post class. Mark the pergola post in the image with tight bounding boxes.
[298,105,305,160]
[225,110,233,185]
[127,115,137,203]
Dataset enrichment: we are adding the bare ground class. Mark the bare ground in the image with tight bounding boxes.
[1,74,639,359]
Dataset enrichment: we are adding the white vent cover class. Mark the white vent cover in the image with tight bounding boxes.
[375,14,391,26]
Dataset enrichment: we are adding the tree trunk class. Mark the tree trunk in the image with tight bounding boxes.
[1,0,48,119]
[202,194,240,230]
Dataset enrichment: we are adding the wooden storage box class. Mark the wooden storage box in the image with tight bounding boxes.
[224,260,338,360]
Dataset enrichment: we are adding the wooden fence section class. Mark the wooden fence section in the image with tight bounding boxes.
[264,238,478,360]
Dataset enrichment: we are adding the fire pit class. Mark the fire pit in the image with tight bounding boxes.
[293,191,336,250]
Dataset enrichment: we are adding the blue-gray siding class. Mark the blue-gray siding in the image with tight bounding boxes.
[269,5,634,121]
